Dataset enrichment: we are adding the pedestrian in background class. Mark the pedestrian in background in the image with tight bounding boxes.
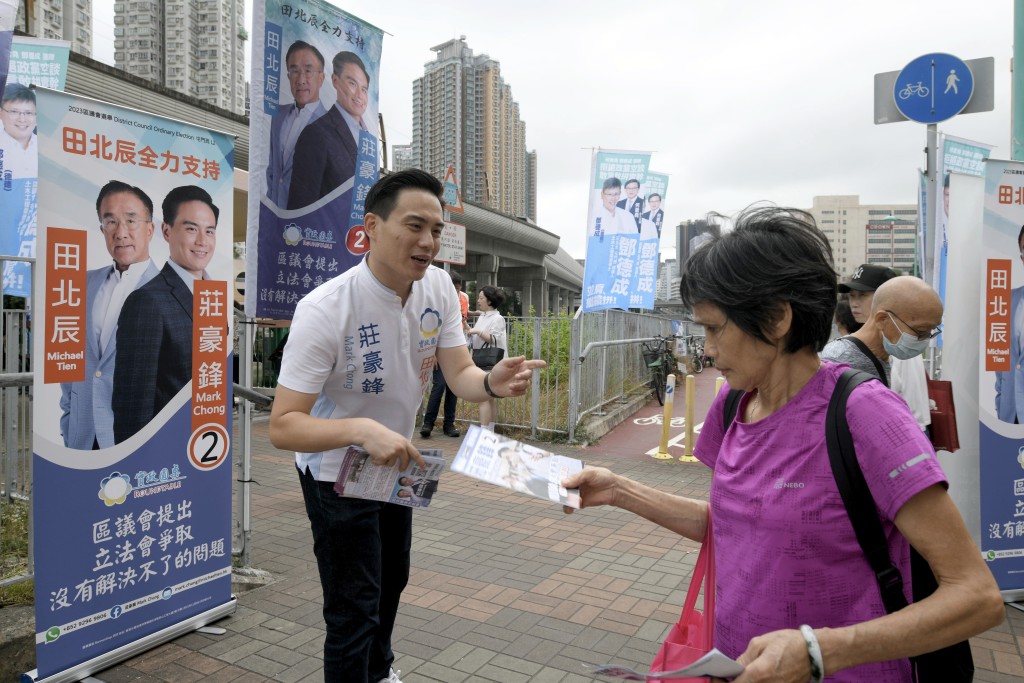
[467,285,507,431]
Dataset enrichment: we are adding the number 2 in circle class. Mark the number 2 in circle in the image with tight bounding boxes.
[188,424,230,471]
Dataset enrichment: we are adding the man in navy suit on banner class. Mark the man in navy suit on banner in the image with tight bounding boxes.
[616,178,644,229]
[287,50,371,209]
[642,193,664,237]
[112,185,219,443]
[266,40,327,207]
[61,180,159,449]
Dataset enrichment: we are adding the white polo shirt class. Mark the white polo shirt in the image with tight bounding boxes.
[279,259,465,481]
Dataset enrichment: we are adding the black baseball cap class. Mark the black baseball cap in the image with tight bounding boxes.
[838,264,898,293]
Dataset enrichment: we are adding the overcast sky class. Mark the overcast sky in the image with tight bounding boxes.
[93,0,1013,260]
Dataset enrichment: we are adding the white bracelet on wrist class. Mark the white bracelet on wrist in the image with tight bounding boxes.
[799,624,824,683]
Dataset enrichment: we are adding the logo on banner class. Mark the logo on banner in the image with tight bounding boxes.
[98,473,132,506]
[283,224,302,245]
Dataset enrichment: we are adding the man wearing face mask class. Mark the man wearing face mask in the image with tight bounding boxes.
[822,275,942,432]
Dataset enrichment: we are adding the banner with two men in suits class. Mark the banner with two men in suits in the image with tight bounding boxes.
[30,87,235,682]
[246,0,383,320]
[581,149,669,312]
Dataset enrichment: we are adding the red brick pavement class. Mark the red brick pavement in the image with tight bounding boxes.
[79,415,1023,683]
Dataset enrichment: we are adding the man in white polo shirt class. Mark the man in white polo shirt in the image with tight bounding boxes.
[270,169,546,683]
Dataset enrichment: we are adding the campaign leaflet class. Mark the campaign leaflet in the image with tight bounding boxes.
[451,426,582,508]
[333,446,445,508]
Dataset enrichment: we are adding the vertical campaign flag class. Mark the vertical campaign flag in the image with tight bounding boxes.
[978,158,1024,593]
[641,171,669,302]
[31,88,235,681]
[0,37,71,297]
[247,0,383,320]
[933,134,992,346]
[581,149,652,312]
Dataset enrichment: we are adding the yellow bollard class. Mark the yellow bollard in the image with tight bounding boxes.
[680,375,699,462]
[652,374,676,459]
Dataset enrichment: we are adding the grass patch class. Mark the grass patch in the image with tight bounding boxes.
[1,497,33,606]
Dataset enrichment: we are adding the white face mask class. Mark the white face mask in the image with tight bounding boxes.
[882,312,931,359]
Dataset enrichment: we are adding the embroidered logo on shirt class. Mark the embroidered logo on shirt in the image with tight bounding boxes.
[774,479,805,489]
[888,452,931,478]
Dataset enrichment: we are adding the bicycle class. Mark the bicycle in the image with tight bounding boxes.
[641,335,676,405]
[688,335,712,374]
[898,81,929,100]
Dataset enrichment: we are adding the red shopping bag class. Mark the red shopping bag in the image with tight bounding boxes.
[649,519,715,683]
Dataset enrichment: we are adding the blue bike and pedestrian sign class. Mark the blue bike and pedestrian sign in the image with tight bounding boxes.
[893,53,973,124]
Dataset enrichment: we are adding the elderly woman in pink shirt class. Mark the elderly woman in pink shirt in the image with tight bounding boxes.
[564,206,1002,683]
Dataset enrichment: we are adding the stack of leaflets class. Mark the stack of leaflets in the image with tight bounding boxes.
[452,426,583,508]
[333,446,446,508]
[585,648,743,680]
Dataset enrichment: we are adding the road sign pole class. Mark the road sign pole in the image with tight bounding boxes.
[925,123,937,284]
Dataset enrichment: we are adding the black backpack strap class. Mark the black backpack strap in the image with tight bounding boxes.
[723,388,744,431]
[841,336,890,388]
[825,368,909,614]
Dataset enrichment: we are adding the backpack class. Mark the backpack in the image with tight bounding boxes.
[722,368,973,682]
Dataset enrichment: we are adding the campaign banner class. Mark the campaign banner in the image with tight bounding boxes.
[933,134,992,347]
[246,0,383,320]
[1,37,71,298]
[31,88,235,680]
[641,171,669,303]
[581,149,654,312]
[978,158,1024,592]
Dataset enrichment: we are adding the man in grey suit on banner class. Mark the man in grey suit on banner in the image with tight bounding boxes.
[996,224,1024,424]
[60,180,160,450]
[265,40,327,207]
[287,50,371,209]
[112,185,219,444]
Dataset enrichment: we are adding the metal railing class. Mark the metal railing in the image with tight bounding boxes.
[2,299,686,589]
[1,308,34,590]
[567,309,699,442]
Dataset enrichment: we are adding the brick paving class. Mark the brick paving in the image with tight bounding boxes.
[89,416,1024,683]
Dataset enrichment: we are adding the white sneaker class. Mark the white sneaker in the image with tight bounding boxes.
[378,669,403,683]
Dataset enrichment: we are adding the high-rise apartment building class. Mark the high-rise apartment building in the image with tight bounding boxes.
[411,36,536,222]
[113,0,246,115]
[806,195,918,279]
[392,144,414,173]
[17,0,92,57]
[656,258,678,300]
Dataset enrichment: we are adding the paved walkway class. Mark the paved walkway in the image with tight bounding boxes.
[92,417,1024,683]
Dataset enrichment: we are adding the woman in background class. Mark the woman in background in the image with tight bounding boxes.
[467,285,507,430]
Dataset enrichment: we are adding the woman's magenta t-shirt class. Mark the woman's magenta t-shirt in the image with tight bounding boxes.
[694,361,946,682]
